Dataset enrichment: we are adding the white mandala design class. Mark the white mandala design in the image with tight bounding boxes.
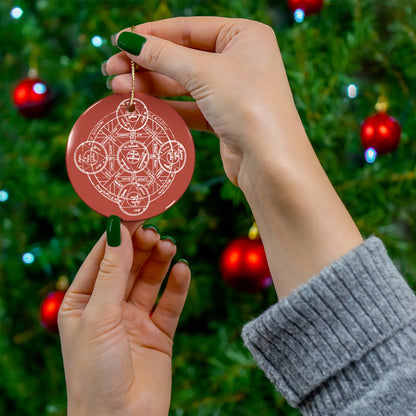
[73,98,187,217]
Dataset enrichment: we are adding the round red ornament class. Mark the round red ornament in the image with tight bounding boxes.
[66,93,195,221]
[287,0,324,15]
[220,237,272,293]
[360,112,401,155]
[13,77,52,118]
[40,290,66,333]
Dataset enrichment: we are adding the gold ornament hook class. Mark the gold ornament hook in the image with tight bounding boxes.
[56,275,69,291]
[248,222,259,240]
[375,86,389,113]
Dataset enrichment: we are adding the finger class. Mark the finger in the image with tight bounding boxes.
[127,16,234,52]
[87,221,133,310]
[113,17,264,95]
[60,221,144,315]
[63,221,141,299]
[128,238,177,313]
[124,224,161,299]
[114,25,211,92]
[151,261,191,339]
[110,72,190,97]
[122,220,144,236]
[104,51,134,75]
[104,51,153,75]
[62,232,107,303]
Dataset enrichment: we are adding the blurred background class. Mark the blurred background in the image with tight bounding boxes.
[1,0,416,414]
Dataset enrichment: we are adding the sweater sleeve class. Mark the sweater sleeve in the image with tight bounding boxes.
[241,237,416,415]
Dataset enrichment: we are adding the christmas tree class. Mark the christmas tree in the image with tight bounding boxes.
[1,0,416,415]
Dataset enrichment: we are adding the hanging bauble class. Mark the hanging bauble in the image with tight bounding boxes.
[220,236,272,293]
[360,112,401,155]
[287,0,324,15]
[40,290,66,332]
[13,77,52,118]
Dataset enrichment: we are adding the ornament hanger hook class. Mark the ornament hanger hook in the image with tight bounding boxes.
[127,25,136,112]
[375,86,389,113]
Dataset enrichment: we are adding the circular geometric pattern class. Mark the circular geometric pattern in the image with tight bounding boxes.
[66,93,195,221]
[116,98,148,131]
[117,141,149,173]
[118,183,150,217]
[159,141,187,173]
[74,141,108,174]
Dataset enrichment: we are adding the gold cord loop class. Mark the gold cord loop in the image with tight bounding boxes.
[127,25,136,112]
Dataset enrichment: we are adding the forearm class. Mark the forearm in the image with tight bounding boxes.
[238,109,363,299]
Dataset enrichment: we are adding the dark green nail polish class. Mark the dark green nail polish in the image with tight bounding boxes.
[107,215,121,247]
[161,235,176,245]
[101,60,108,76]
[178,258,189,266]
[106,76,113,90]
[117,32,147,56]
[142,223,159,233]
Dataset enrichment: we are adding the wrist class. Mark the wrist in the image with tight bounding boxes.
[237,108,311,194]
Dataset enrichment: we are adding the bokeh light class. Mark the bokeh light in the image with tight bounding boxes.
[11,7,23,19]
[91,35,103,47]
[294,9,305,23]
[365,147,377,164]
[0,190,8,202]
[346,83,358,99]
[22,252,35,264]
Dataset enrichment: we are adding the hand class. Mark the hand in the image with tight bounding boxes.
[105,17,363,299]
[104,17,300,186]
[58,220,191,416]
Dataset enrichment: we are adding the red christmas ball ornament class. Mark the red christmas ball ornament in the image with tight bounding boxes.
[360,112,401,155]
[40,290,66,332]
[220,237,272,293]
[287,0,324,15]
[13,77,52,118]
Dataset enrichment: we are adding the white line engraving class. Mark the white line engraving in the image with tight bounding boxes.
[74,98,187,217]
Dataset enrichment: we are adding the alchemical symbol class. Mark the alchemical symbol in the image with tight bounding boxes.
[66,93,195,221]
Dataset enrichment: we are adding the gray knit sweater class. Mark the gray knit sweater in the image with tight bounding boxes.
[241,237,416,415]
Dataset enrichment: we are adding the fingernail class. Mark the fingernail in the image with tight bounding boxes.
[111,33,118,46]
[117,32,147,56]
[101,60,108,76]
[142,223,159,233]
[178,258,189,266]
[106,76,113,90]
[161,235,176,245]
[107,215,121,247]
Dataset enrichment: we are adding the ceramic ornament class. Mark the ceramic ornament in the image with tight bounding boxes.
[66,93,195,221]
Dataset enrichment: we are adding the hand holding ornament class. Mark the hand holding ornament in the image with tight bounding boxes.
[106,16,362,298]
[58,219,190,416]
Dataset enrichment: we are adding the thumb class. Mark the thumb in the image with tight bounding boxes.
[116,31,207,92]
[88,215,133,310]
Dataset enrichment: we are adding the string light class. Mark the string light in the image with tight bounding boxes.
[91,35,103,47]
[10,7,23,19]
[22,252,35,264]
[294,9,305,23]
[346,83,358,99]
[33,82,47,95]
[365,147,377,164]
[0,190,8,202]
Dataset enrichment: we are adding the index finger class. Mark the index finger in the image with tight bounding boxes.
[117,16,237,53]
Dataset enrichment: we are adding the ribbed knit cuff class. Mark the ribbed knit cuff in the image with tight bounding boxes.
[241,237,416,412]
